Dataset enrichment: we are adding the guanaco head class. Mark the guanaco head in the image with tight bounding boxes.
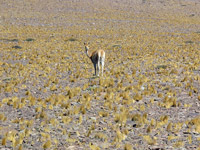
[84,42,90,52]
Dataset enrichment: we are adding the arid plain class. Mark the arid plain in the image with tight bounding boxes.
[0,0,200,149]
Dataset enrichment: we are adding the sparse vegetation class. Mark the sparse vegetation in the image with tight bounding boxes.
[0,0,200,149]
[25,38,35,42]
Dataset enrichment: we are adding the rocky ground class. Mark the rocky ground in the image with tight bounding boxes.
[0,0,200,149]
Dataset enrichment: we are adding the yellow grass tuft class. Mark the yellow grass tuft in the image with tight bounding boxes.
[173,141,184,148]
[43,140,52,149]
[124,143,133,150]
[143,135,156,145]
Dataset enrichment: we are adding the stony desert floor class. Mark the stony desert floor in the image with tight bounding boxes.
[0,0,200,149]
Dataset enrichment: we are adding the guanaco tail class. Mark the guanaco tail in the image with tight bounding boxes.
[84,42,105,76]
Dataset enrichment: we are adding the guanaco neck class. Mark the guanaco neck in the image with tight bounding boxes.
[85,46,91,58]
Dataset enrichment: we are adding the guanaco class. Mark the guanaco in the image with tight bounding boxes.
[84,42,105,76]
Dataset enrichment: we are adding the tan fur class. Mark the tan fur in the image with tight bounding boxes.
[84,42,105,76]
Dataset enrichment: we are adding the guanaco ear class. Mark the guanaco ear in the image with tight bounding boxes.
[84,42,90,46]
